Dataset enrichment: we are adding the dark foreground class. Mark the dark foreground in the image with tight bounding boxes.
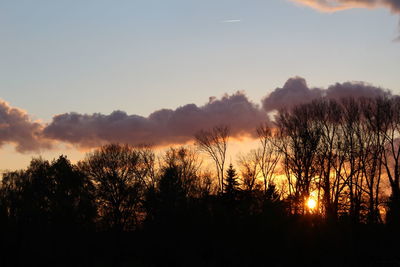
[1,209,400,267]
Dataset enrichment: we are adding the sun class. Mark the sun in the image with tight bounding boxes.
[307,198,317,210]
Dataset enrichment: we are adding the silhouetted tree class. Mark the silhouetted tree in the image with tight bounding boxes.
[49,155,96,229]
[276,104,322,214]
[1,156,96,227]
[379,97,400,225]
[311,99,343,220]
[144,147,204,224]
[1,159,54,228]
[79,144,147,231]
[224,164,240,200]
[237,150,261,192]
[360,97,389,223]
[195,125,229,193]
[2,96,400,266]
[163,147,201,197]
[257,123,281,195]
[338,98,365,222]
[154,166,186,222]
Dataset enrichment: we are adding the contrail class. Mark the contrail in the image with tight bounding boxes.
[221,19,242,23]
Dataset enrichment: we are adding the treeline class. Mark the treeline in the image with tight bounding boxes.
[0,96,400,266]
[274,97,400,224]
[197,96,400,224]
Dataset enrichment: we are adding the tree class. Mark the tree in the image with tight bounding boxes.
[49,156,96,229]
[144,147,201,229]
[360,97,389,223]
[311,99,344,220]
[1,158,53,228]
[378,97,400,225]
[148,165,187,225]
[237,150,261,192]
[0,156,95,229]
[257,123,281,195]
[338,98,365,222]
[79,144,148,231]
[224,164,240,200]
[195,125,229,193]
[275,104,322,214]
[162,147,202,198]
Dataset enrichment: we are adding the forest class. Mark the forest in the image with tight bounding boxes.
[1,96,400,267]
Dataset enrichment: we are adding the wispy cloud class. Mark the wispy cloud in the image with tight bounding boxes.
[290,0,400,13]
[290,0,400,40]
[221,19,242,23]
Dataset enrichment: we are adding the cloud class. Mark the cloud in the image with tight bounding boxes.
[0,99,51,152]
[291,0,400,13]
[0,77,395,152]
[262,77,323,112]
[325,81,391,99]
[43,92,267,148]
[290,0,400,40]
[44,78,391,149]
[262,76,390,112]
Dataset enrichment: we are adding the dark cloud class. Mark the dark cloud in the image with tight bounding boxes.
[46,77,391,149]
[1,77,395,152]
[43,92,267,148]
[262,77,390,112]
[0,100,51,152]
[262,77,323,112]
[326,81,391,99]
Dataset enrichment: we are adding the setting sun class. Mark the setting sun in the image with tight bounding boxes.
[307,198,317,210]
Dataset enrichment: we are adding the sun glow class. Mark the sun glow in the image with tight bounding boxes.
[307,198,317,210]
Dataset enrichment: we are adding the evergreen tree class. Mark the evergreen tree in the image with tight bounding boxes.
[224,164,240,198]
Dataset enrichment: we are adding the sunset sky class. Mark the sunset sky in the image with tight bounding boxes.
[1,0,400,171]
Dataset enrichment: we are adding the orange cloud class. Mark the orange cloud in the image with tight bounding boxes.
[291,0,400,13]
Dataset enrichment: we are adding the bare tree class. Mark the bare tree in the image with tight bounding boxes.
[196,170,218,197]
[312,99,345,220]
[375,97,400,223]
[136,145,157,189]
[195,125,229,193]
[257,123,281,195]
[337,98,364,222]
[360,97,390,223]
[275,104,322,214]
[162,146,202,198]
[237,150,261,192]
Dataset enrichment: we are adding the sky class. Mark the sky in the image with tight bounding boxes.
[1,0,400,171]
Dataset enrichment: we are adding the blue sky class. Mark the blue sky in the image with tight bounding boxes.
[1,0,399,120]
[0,0,399,169]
